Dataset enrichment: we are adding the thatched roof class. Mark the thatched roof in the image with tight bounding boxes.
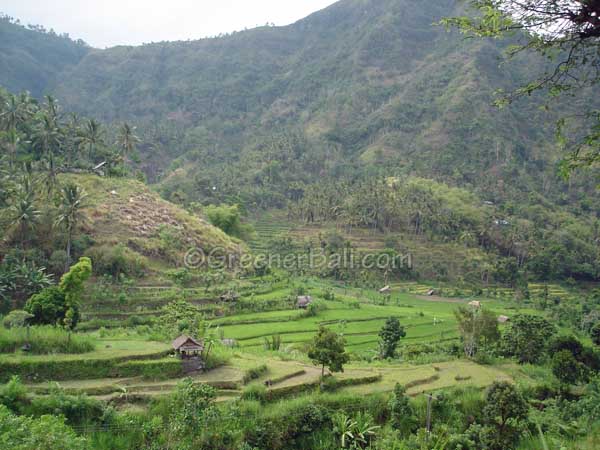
[297,295,313,307]
[172,335,204,351]
[220,290,240,302]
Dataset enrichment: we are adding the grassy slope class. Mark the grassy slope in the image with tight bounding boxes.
[62,174,245,277]
[249,210,494,283]
[210,279,536,352]
[24,351,516,400]
[0,339,168,363]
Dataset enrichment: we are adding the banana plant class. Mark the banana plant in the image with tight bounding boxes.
[332,412,357,449]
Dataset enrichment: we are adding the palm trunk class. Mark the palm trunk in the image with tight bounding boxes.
[20,222,26,250]
[65,227,72,272]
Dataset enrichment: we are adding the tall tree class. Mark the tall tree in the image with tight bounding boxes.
[32,114,63,196]
[0,93,33,131]
[116,122,140,165]
[378,317,406,359]
[77,119,104,162]
[455,305,500,358]
[500,314,556,363]
[8,179,40,249]
[308,326,350,379]
[58,256,92,329]
[482,381,529,450]
[1,128,20,169]
[54,183,88,270]
[442,0,600,171]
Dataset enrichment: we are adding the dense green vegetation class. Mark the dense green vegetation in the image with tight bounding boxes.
[1,0,600,448]
[0,15,89,98]
[3,1,598,284]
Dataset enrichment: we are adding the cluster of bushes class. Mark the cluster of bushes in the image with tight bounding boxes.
[242,364,268,384]
[85,244,147,279]
[2,369,600,450]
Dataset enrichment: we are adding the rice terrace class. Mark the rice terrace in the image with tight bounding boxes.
[1,0,600,449]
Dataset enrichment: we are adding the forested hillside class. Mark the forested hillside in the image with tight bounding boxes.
[0,15,89,98]
[1,0,599,283]
[38,0,595,202]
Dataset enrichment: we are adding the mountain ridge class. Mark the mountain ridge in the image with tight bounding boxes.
[0,1,597,206]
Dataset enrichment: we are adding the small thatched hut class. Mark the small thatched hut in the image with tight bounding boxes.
[297,295,313,309]
[172,335,204,359]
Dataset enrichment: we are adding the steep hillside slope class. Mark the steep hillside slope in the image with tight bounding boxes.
[61,174,245,274]
[42,0,590,201]
[0,16,89,97]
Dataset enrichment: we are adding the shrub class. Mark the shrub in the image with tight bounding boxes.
[243,364,268,384]
[241,383,268,402]
[204,204,253,240]
[389,383,415,435]
[28,387,105,425]
[500,314,556,363]
[2,310,33,329]
[25,286,73,327]
[0,376,28,412]
[322,289,335,301]
[552,350,587,385]
[85,244,147,279]
[263,334,282,351]
[204,344,231,370]
[0,404,88,450]
[48,250,68,275]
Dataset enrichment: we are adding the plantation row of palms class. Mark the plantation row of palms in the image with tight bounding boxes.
[0,89,141,309]
[0,89,140,176]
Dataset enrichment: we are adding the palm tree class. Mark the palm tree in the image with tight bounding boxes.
[2,128,20,169]
[116,122,140,164]
[64,113,82,166]
[44,95,59,122]
[77,119,104,162]
[32,114,63,196]
[55,183,88,270]
[8,180,40,249]
[0,94,33,131]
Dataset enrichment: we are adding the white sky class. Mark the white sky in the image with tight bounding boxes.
[1,0,338,48]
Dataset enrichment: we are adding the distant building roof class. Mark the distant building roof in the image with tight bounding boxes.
[220,291,240,302]
[498,315,510,323]
[172,335,204,351]
[221,338,237,347]
[297,295,313,307]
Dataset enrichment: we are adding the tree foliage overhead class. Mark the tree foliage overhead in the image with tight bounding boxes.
[442,0,600,169]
